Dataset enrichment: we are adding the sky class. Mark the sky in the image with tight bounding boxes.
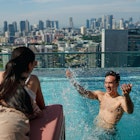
[0,0,140,28]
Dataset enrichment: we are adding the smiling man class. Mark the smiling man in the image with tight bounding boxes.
[66,70,134,130]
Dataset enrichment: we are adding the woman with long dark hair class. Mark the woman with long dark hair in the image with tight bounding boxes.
[0,47,45,140]
[10,46,45,110]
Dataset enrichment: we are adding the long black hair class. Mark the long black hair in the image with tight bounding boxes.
[0,47,35,115]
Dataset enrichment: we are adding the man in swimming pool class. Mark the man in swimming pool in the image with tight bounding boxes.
[66,70,134,130]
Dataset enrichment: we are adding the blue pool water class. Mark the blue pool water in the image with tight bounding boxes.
[34,68,140,140]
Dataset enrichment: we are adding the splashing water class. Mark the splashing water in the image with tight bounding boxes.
[36,68,140,140]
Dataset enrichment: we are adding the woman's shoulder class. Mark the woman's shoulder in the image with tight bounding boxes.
[0,71,4,75]
[0,71,5,84]
[30,74,39,81]
[28,74,40,87]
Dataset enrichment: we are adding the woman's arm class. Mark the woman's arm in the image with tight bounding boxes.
[26,75,45,109]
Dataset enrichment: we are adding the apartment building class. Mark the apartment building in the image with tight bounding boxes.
[101,29,128,68]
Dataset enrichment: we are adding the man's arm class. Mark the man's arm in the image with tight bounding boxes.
[121,84,134,114]
[66,70,98,99]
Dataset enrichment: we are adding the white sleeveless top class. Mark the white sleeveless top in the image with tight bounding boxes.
[24,74,36,100]
[24,75,41,119]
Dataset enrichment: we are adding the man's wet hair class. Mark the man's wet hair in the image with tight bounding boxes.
[105,71,120,83]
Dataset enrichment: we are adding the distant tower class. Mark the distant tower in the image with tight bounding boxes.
[39,20,44,30]
[46,20,51,28]
[86,19,90,29]
[8,24,15,36]
[8,24,15,43]
[119,18,124,29]
[106,15,113,29]
[54,20,59,29]
[12,21,17,32]
[112,18,117,29]
[25,20,30,32]
[20,21,26,32]
[80,26,86,35]
[69,17,74,29]
[101,15,106,29]
[3,21,8,33]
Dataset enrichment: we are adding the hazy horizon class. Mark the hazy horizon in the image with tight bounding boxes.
[0,0,140,28]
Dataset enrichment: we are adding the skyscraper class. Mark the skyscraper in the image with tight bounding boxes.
[46,20,51,28]
[3,21,8,33]
[8,24,15,43]
[119,18,124,29]
[12,21,17,32]
[106,15,113,29]
[25,20,30,32]
[20,21,26,32]
[101,29,128,67]
[54,20,59,29]
[39,20,44,30]
[86,19,90,29]
[69,17,73,29]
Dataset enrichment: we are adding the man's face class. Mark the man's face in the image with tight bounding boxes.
[104,75,118,94]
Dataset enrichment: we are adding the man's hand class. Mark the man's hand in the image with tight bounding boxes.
[66,70,73,78]
[121,84,132,96]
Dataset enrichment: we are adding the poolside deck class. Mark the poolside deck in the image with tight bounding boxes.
[30,104,65,140]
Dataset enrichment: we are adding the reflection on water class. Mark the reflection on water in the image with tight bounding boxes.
[35,68,140,140]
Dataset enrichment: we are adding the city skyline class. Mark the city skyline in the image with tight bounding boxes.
[0,0,140,28]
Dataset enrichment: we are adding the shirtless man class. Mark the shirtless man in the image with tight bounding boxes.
[66,70,134,130]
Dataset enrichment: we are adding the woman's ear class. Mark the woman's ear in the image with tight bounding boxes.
[28,62,33,72]
[34,61,37,66]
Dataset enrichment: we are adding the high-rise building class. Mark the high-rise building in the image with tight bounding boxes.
[112,18,117,29]
[86,19,90,28]
[80,26,86,35]
[3,21,8,33]
[69,17,74,29]
[101,15,106,29]
[39,20,44,30]
[12,21,17,32]
[25,20,30,33]
[101,29,128,67]
[54,20,59,29]
[8,24,15,36]
[119,18,124,29]
[128,28,140,67]
[106,15,113,29]
[46,20,51,28]
[8,24,15,43]
[20,21,26,32]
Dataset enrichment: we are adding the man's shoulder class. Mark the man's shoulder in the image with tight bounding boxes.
[95,90,105,94]
[94,90,105,101]
[116,95,124,100]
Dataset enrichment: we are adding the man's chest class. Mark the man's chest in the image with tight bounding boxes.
[100,96,122,112]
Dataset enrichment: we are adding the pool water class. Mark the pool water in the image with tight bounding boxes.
[35,68,140,140]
